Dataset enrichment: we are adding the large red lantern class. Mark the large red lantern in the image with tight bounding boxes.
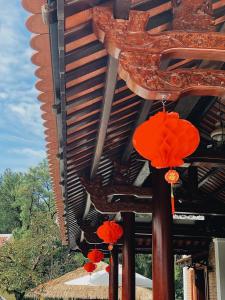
[96,221,123,247]
[87,249,104,263]
[83,262,97,273]
[133,111,200,169]
[133,111,200,215]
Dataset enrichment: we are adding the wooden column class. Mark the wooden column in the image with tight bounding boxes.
[152,168,175,300]
[109,247,119,300]
[122,212,135,300]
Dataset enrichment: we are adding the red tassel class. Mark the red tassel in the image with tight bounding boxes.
[171,195,175,215]
[171,184,175,215]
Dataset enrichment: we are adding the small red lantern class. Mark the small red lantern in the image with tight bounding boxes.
[96,221,123,246]
[165,169,179,215]
[105,265,110,273]
[108,244,114,251]
[87,249,104,263]
[165,169,179,184]
[83,262,97,273]
[133,111,200,169]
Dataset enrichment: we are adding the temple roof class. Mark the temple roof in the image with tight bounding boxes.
[23,0,225,254]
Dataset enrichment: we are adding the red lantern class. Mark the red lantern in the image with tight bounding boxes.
[108,244,114,251]
[165,169,179,184]
[87,249,104,263]
[133,111,200,168]
[105,265,110,273]
[83,262,97,273]
[96,221,123,245]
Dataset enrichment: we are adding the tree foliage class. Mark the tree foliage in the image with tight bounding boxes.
[175,263,183,299]
[0,170,22,233]
[0,160,55,234]
[0,161,85,300]
[0,214,85,299]
[135,254,152,279]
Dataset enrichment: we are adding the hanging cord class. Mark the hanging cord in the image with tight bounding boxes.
[170,183,175,215]
[161,95,167,112]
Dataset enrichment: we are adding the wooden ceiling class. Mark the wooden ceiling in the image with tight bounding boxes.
[23,0,225,254]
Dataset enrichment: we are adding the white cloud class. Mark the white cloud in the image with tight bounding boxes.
[0,92,8,100]
[10,148,46,159]
[7,102,43,137]
[0,1,46,173]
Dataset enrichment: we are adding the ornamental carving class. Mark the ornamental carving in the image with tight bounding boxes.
[80,176,152,214]
[92,5,225,101]
[93,6,224,61]
[119,52,225,100]
[172,0,215,32]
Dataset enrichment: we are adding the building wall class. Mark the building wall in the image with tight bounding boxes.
[183,243,218,300]
[183,267,197,300]
[208,242,217,300]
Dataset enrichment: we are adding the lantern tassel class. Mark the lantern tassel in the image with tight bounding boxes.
[171,184,175,215]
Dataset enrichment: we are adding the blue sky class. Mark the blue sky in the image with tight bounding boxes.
[0,0,46,173]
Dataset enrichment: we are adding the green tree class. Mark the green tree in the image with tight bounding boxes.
[175,263,183,299]
[135,254,152,279]
[0,160,55,235]
[15,160,55,233]
[0,213,85,300]
[0,169,23,233]
[0,161,86,300]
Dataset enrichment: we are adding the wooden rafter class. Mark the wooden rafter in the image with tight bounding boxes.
[90,0,132,179]
[198,168,218,188]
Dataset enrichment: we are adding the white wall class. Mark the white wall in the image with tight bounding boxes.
[214,238,225,300]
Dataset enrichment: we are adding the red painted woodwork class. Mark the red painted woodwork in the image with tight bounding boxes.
[122,213,135,300]
[119,52,225,100]
[172,0,215,32]
[109,248,119,300]
[93,7,223,60]
[152,168,175,300]
[80,176,152,213]
[92,5,225,100]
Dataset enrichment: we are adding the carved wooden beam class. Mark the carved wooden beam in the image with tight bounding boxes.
[80,176,152,213]
[119,52,225,100]
[80,176,152,198]
[80,222,225,240]
[172,0,215,32]
[90,196,152,214]
[93,7,224,61]
[78,238,210,255]
[82,231,211,255]
[92,5,225,100]
[81,177,152,214]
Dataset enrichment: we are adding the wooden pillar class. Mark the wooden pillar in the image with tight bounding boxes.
[122,212,135,300]
[195,269,207,300]
[109,247,118,300]
[152,168,175,300]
